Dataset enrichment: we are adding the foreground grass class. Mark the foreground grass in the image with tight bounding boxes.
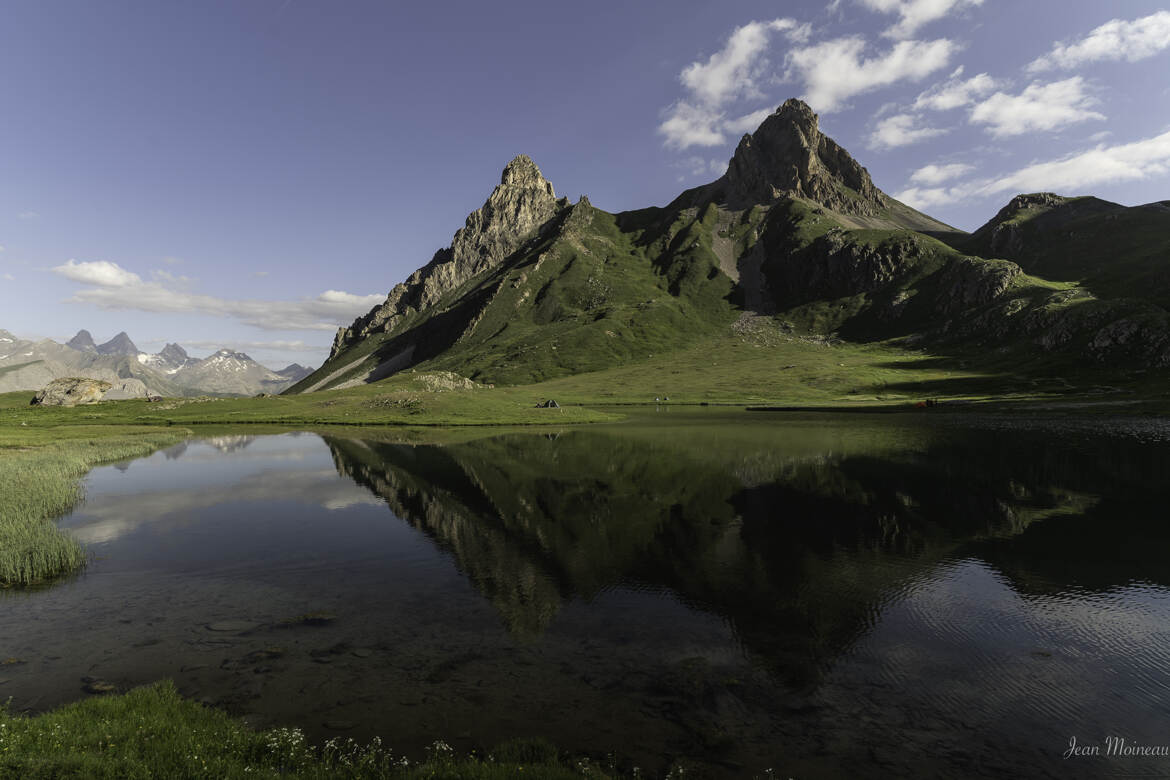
[0,424,185,586]
[0,682,606,779]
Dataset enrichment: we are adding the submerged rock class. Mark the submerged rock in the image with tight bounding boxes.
[81,678,117,694]
[206,620,259,633]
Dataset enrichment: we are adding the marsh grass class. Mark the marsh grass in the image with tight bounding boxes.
[0,426,184,586]
[0,681,605,779]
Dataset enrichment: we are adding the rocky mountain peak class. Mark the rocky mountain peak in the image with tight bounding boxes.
[329,155,569,358]
[96,331,140,356]
[500,154,553,194]
[158,343,189,363]
[453,155,562,269]
[66,329,98,352]
[721,98,886,215]
[211,348,252,361]
[275,363,313,382]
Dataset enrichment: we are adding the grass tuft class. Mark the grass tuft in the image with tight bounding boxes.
[0,425,184,586]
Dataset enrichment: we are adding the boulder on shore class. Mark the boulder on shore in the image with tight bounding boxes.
[30,377,112,407]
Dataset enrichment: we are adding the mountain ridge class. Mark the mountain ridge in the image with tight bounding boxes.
[300,98,1092,394]
[0,332,315,397]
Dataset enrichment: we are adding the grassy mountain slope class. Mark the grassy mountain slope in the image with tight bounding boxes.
[956,193,1170,310]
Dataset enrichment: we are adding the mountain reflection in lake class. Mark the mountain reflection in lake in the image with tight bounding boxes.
[4,412,1170,779]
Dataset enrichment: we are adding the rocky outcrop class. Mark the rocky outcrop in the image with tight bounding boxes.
[720,99,886,215]
[410,371,484,392]
[331,155,569,358]
[933,258,1022,316]
[31,377,112,406]
[764,230,925,304]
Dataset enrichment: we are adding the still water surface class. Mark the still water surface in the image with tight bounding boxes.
[4,411,1170,778]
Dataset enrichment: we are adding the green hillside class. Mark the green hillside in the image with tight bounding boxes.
[959,193,1170,309]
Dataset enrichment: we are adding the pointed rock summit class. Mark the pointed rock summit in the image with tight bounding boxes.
[275,363,313,382]
[331,154,568,357]
[96,331,140,356]
[66,329,98,352]
[721,99,886,215]
[158,342,190,365]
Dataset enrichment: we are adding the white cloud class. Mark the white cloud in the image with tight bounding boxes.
[787,36,956,112]
[913,68,998,110]
[252,270,270,278]
[659,18,809,150]
[894,185,957,210]
[161,255,183,266]
[52,259,382,331]
[176,339,323,354]
[725,107,775,135]
[859,0,983,39]
[660,102,726,149]
[986,130,1170,195]
[1028,11,1170,72]
[55,259,143,287]
[17,211,39,220]
[2,273,13,281]
[869,113,948,149]
[969,77,1104,137]
[680,19,810,107]
[895,129,1170,209]
[675,156,732,178]
[909,162,974,185]
[0,245,5,252]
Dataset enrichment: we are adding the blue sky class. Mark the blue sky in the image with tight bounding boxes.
[2,1,1169,368]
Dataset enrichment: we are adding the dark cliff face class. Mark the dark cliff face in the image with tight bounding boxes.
[719,99,886,215]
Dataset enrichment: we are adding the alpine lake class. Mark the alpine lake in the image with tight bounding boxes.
[5,408,1170,779]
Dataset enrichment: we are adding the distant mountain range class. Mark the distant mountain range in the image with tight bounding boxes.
[0,329,313,397]
[291,98,1170,393]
